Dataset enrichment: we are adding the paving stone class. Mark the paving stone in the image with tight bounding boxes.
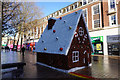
[1,50,120,79]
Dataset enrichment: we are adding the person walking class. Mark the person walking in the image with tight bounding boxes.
[21,46,25,56]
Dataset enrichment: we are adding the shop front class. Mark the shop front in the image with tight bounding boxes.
[25,43,30,50]
[107,35,120,56]
[91,36,104,55]
[2,44,7,49]
[30,42,36,51]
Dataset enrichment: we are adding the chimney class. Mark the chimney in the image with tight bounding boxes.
[48,17,56,30]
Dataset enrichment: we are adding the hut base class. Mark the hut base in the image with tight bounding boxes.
[36,62,92,73]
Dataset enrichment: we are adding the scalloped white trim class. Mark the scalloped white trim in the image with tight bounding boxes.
[36,62,92,73]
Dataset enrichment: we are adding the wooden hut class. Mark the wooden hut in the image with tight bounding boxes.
[35,10,93,70]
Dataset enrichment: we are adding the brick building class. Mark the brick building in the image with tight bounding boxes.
[25,0,120,56]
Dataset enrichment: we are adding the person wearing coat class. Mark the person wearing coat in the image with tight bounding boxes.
[21,46,25,56]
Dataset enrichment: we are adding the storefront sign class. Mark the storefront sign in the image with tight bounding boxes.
[91,36,103,43]
[107,35,120,43]
[96,43,102,50]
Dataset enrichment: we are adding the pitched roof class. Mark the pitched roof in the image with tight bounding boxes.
[35,10,84,55]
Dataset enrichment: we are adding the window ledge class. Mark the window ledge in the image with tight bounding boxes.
[89,25,120,32]
[103,25,119,29]
[107,11,116,15]
[89,28,103,32]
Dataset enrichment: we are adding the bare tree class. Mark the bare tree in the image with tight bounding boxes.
[16,2,43,51]
[1,1,43,51]
[2,1,21,35]
[1,1,22,49]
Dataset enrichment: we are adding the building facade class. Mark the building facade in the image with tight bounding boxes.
[25,0,120,56]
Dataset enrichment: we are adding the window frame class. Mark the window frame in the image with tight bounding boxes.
[109,14,118,26]
[92,3,102,29]
[72,51,79,63]
[92,4,100,15]
[93,19,100,28]
[82,0,88,5]
[108,0,116,12]
[67,7,69,12]
[75,3,77,8]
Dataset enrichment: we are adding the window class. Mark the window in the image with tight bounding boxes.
[83,9,87,18]
[83,9,88,26]
[67,7,69,12]
[110,14,116,25]
[36,27,38,35]
[59,10,62,15]
[59,10,61,13]
[93,4,99,15]
[40,27,41,35]
[43,24,46,31]
[94,19,100,28]
[83,0,87,5]
[72,51,79,63]
[110,0,115,10]
[88,0,93,3]
[78,2,82,7]
[63,8,66,13]
[70,6,74,10]
[55,12,57,16]
[52,14,53,17]
[75,3,77,8]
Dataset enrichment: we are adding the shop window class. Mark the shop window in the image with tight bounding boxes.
[94,19,100,28]
[110,14,116,26]
[93,4,99,15]
[72,51,79,63]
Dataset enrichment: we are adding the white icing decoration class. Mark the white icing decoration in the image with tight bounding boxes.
[83,50,86,54]
[78,27,84,36]
[78,37,80,41]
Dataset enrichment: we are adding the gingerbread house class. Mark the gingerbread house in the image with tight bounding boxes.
[35,10,93,70]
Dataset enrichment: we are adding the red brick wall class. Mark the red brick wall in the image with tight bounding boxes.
[41,1,120,32]
[56,2,100,30]
[101,2,109,27]
[87,6,92,30]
